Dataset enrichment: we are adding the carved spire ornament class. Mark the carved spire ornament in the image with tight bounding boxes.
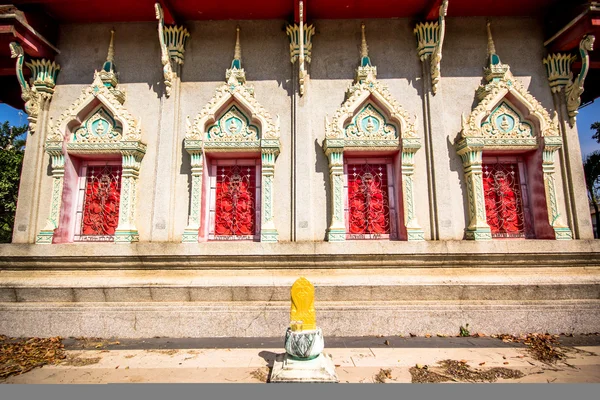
[323,23,423,242]
[564,35,595,127]
[414,0,448,94]
[183,26,281,243]
[455,21,572,241]
[9,42,60,134]
[285,1,315,96]
[36,29,146,244]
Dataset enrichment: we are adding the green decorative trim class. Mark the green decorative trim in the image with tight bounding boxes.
[481,101,533,139]
[413,22,439,61]
[345,103,398,139]
[164,25,190,65]
[455,22,570,241]
[183,27,281,243]
[35,231,54,244]
[407,230,425,241]
[543,53,576,93]
[554,227,573,240]
[323,24,422,242]
[260,229,279,243]
[285,1,315,96]
[72,107,123,143]
[207,105,259,141]
[565,35,595,127]
[9,42,41,134]
[26,58,60,95]
[465,229,492,241]
[326,229,346,242]
[414,0,448,94]
[114,230,140,244]
[285,23,315,64]
[181,229,200,243]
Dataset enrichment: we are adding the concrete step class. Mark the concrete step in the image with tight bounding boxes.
[2,299,599,337]
[0,267,598,302]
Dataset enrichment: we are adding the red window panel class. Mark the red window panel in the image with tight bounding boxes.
[483,163,526,238]
[214,165,256,236]
[80,164,121,237]
[347,163,391,236]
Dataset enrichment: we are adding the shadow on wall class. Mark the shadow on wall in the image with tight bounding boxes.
[447,135,471,238]
[314,138,330,241]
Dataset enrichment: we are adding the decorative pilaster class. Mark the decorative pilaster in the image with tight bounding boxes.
[456,141,491,241]
[401,139,425,241]
[286,0,315,96]
[414,0,448,94]
[182,136,203,243]
[260,147,279,242]
[543,53,576,93]
[564,35,595,127]
[35,142,65,244]
[542,137,573,240]
[325,147,345,242]
[114,148,144,243]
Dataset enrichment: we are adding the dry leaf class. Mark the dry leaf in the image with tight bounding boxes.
[479,362,486,366]
[384,340,390,346]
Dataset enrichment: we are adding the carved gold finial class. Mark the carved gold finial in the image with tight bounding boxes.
[290,277,316,331]
[486,21,496,57]
[107,29,115,63]
[234,26,242,62]
[360,22,368,59]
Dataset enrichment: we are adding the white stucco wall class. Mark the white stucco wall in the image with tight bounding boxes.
[18,16,591,245]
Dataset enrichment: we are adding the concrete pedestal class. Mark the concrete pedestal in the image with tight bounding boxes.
[270,353,338,383]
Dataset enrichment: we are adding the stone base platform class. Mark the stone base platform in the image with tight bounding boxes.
[0,241,599,338]
[270,353,338,383]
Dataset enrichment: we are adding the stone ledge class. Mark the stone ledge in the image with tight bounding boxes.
[1,300,599,338]
[1,240,599,270]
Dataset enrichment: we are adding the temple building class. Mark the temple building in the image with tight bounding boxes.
[0,0,599,338]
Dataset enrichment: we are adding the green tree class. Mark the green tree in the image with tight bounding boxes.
[592,122,600,143]
[0,121,28,243]
[583,150,600,238]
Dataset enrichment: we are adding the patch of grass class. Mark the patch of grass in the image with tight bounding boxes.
[459,324,470,337]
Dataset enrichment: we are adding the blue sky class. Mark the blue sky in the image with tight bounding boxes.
[1,100,599,159]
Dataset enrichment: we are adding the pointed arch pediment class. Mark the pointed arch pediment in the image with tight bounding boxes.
[326,80,418,150]
[186,75,280,153]
[458,72,560,150]
[46,72,145,155]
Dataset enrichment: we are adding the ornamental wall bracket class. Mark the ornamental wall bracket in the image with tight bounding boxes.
[37,30,145,245]
[455,22,571,241]
[285,0,315,96]
[154,2,190,98]
[183,27,281,244]
[9,42,60,134]
[564,35,595,127]
[543,53,576,93]
[413,0,448,94]
[323,23,423,242]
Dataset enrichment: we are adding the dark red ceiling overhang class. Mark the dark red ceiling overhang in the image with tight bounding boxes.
[7,0,562,23]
